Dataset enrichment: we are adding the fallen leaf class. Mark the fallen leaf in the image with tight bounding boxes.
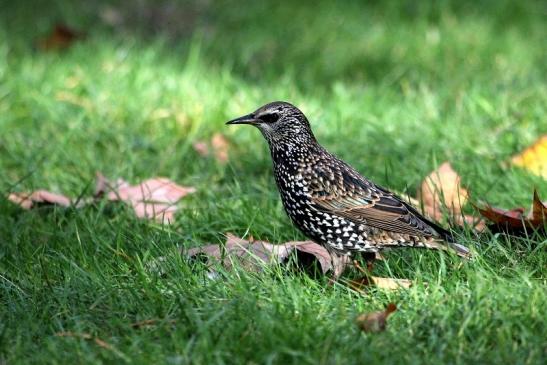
[96,174,196,224]
[529,190,547,223]
[418,162,468,217]
[477,206,526,227]
[8,190,73,209]
[511,135,547,179]
[185,233,351,277]
[192,133,230,163]
[211,133,230,163]
[477,189,547,234]
[290,241,336,274]
[356,303,397,333]
[371,277,412,290]
[94,173,129,196]
[343,259,412,291]
[38,24,83,51]
[7,173,195,224]
[417,162,484,231]
[347,276,413,291]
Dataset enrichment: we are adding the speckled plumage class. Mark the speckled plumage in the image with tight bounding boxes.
[227,101,470,258]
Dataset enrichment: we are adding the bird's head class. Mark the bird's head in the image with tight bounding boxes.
[226,101,316,147]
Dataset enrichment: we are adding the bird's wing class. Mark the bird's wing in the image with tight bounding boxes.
[307,163,444,238]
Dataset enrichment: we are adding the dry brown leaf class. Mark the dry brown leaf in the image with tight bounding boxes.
[192,133,230,163]
[186,234,351,277]
[477,189,546,234]
[290,241,336,274]
[96,174,196,224]
[211,133,230,163]
[356,303,397,333]
[8,173,195,224]
[38,24,83,51]
[529,190,547,223]
[188,233,291,273]
[94,173,129,196]
[418,162,468,217]
[511,135,547,179]
[8,190,73,209]
[417,162,484,232]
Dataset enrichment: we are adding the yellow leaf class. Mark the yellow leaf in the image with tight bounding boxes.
[511,135,547,179]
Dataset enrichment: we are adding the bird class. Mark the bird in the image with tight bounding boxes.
[226,101,470,267]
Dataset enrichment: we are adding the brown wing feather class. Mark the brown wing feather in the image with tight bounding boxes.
[308,164,442,238]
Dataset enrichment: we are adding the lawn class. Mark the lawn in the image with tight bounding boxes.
[1,0,546,364]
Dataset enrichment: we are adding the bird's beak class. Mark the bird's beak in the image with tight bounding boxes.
[226,113,260,125]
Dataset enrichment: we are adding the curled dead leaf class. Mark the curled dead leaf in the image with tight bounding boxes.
[185,233,351,277]
[8,190,73,209]
[356,303,397,333]
[96,174,196,224]
[418,162,468,217]
[7,173,195,224]
[417,162,484,232]
[476,189,546,234]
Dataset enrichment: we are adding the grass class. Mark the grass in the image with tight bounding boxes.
[1,0,546,363]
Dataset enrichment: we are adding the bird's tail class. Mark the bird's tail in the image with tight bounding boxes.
[402,202,472,259]
[441,230,472,259]
[448,242,472,259]
[423,239,472,259]
[427,228,471,259]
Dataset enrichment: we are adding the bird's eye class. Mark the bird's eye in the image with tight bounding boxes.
[259,113,279,124]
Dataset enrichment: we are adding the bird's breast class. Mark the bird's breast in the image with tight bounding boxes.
[272,161,314,221]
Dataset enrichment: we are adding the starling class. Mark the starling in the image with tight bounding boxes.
[227,101,470,260]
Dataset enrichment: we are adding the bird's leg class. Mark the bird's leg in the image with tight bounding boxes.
[365,252,376,272]
[352,260,368,275]
[353,252,376,275]
[348,252,378,288]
